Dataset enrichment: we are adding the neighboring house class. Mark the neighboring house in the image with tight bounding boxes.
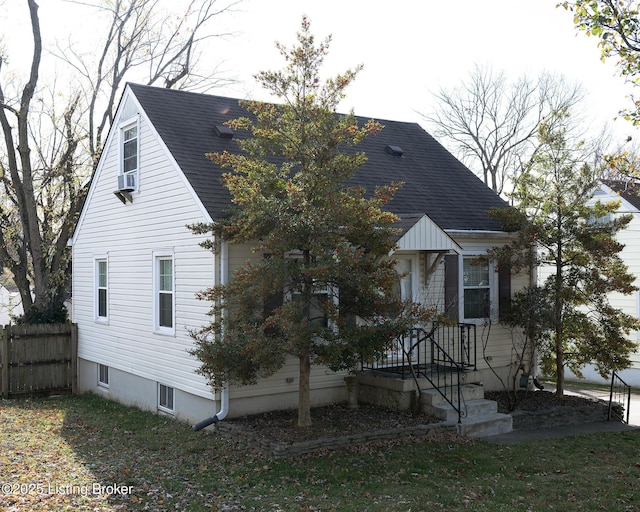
[71,83,528,424]
[0,271,23,325]
[562,180,640,387]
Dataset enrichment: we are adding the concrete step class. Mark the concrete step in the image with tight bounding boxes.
[457,412,513,438]
[426,398,498,422]
[421,383,484,407]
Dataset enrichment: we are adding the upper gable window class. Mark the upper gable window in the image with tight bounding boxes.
[119,117,139,192]
[123,125,137,172]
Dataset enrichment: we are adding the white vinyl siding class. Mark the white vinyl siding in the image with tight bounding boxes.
[72,93,214,399]
[540,185,640,367]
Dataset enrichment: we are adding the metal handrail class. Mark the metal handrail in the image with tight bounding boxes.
[423,331,464,423]
[361,325,476,423]
[609,371,632,424]
[432,322,477,371]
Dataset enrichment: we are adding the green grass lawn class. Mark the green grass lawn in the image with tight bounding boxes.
[1,394,639,511]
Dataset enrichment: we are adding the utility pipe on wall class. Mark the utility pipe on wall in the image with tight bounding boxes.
[193,239,229,431]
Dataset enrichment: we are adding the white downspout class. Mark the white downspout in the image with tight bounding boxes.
[193,239,229,431]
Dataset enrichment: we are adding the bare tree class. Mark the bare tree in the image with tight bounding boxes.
[0,0,238,322]
[423,65,584,196]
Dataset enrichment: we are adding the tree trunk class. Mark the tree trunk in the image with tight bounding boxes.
[555,339,564,396]
[297,350,312,427]
[296,248,313,427]
[554,230,564,397]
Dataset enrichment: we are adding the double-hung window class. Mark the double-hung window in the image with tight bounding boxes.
[463,256,491,320]
[154,253,175,334]
[445,254,508,323]
[122,125,137,172]
[119,118,139,191]
[95,257,108,321]
[291,286,330,328]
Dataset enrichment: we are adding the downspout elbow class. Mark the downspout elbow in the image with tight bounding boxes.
[192,384,229,431]
[192,415,219,431]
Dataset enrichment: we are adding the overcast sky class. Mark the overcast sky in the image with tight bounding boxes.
[213,0,635,137]
[3,0,637,141]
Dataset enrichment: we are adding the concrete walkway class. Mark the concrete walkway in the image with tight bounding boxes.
[553,382,640,425]
[482,382,640,444]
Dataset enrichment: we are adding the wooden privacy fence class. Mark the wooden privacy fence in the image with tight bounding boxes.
[0,323,77,398]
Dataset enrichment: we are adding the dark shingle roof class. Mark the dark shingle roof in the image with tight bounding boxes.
[603,180,640,211]
[128,83,508,231]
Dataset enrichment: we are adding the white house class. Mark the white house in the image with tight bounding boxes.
[0,272,22,326]
[71,84,528,426]
[561,180,640,387]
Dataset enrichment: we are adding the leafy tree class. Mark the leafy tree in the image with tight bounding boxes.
[561,0,640,124]
[189,18,435,427]
[0,0,236,322]
[424,65,584,195]
[490,113,640,395]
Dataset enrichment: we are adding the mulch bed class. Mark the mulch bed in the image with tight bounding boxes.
[485,389,605,413]
[222,402,441,444]
[221,389,604,447]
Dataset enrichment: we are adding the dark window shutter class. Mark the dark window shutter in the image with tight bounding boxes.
[263,291,283,319]
[444,254,459,322]
[498,263,511,322]
[262,253,282,320]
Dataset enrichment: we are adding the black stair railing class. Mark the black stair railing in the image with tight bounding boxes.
[608,371,632,424]
[432,322,477,371]
[361,323,477,423]
[425,332,464,423]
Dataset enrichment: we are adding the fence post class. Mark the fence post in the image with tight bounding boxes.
[71,323,78,394]
[1,326,8,399]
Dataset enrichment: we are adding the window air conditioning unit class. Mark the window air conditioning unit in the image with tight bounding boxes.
[117,172,137,192]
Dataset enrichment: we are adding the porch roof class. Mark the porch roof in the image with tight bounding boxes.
[393,213,462,252]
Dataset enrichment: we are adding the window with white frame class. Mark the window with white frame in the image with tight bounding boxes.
[154,253,174,333]
[122,123,138,172]
[463,256,492,320]
[98,364,109,387]
[283,254,334,329]
[291,286,329,328]
[95,258,108,321]
[119,119,139,191]
[158,384,174,412]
